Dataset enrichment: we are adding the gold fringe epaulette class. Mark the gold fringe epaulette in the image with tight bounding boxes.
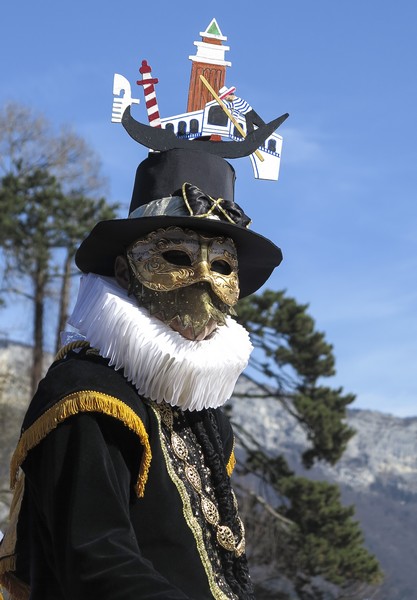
[10,391,152,498]
[226,450,236,477]
[226,438,236,477]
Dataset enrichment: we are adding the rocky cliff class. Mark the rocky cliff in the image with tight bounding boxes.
[230,378,417,599]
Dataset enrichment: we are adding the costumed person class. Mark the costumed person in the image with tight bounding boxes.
[0,35,288,593]
[0,146,283,600]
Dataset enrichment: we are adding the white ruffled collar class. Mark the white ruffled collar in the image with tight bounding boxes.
[66,274,253,411]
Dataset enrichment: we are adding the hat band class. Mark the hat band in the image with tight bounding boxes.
[129,183,250,228]
[129,196,192,219]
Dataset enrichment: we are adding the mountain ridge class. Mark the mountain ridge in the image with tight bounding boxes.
[230,377,417,599]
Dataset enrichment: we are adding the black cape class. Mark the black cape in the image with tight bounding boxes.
[0,349,246,600]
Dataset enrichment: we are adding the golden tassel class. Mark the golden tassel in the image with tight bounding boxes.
[10,391,152,497]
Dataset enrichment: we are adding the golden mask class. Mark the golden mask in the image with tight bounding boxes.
[130,282,232,341]
[127,227,239,306]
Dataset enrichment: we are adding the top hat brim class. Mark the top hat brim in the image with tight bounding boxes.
[75,215,282,299]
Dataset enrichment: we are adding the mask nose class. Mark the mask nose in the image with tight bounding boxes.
[193,259,220,296]
[193,243,215,286]
[194,259,213,281]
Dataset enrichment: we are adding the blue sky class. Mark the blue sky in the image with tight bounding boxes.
[1,0,416,416]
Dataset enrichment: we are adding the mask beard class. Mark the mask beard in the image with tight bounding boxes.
[129,276,236,341]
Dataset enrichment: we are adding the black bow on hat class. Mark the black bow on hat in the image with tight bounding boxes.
[180,183,251,228]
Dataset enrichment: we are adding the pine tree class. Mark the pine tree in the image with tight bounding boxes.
[233,290,382,598]
[0,170,65,393]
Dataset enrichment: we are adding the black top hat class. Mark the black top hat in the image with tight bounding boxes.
[75,148,282,298]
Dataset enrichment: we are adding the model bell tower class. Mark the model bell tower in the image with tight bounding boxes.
[187,18,231,112]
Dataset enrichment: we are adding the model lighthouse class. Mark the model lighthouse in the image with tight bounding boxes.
[187,18,231,112]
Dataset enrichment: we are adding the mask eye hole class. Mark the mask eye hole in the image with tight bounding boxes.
[211,260,232,275]
[162,250,192,267]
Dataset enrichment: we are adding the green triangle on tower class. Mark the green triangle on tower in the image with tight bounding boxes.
[187,19,231,112]
[206,18,222,37]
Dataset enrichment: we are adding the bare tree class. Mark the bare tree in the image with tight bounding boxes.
[0,102,117,394]
[0,102,106,196]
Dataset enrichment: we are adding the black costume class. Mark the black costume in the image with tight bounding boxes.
[1,348,248,600]
[0,118,284,598]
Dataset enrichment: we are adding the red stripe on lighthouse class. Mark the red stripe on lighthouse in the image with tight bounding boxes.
[136,60,161,128]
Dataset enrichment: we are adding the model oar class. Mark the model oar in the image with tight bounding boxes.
[199,75,264,162]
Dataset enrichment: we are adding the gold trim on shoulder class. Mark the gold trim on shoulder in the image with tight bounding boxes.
[226,440,236,477]
[10,391,152,498]
[53,340,91,362]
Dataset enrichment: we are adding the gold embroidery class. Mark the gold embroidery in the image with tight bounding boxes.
[201,497,220,526]
[217,519,246,558]
[185,464,202,492]
[10,391,152,498]
[217,526,236,552]
[172,431,189,461]
[152,405,234,600]
[155,403,245,558]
